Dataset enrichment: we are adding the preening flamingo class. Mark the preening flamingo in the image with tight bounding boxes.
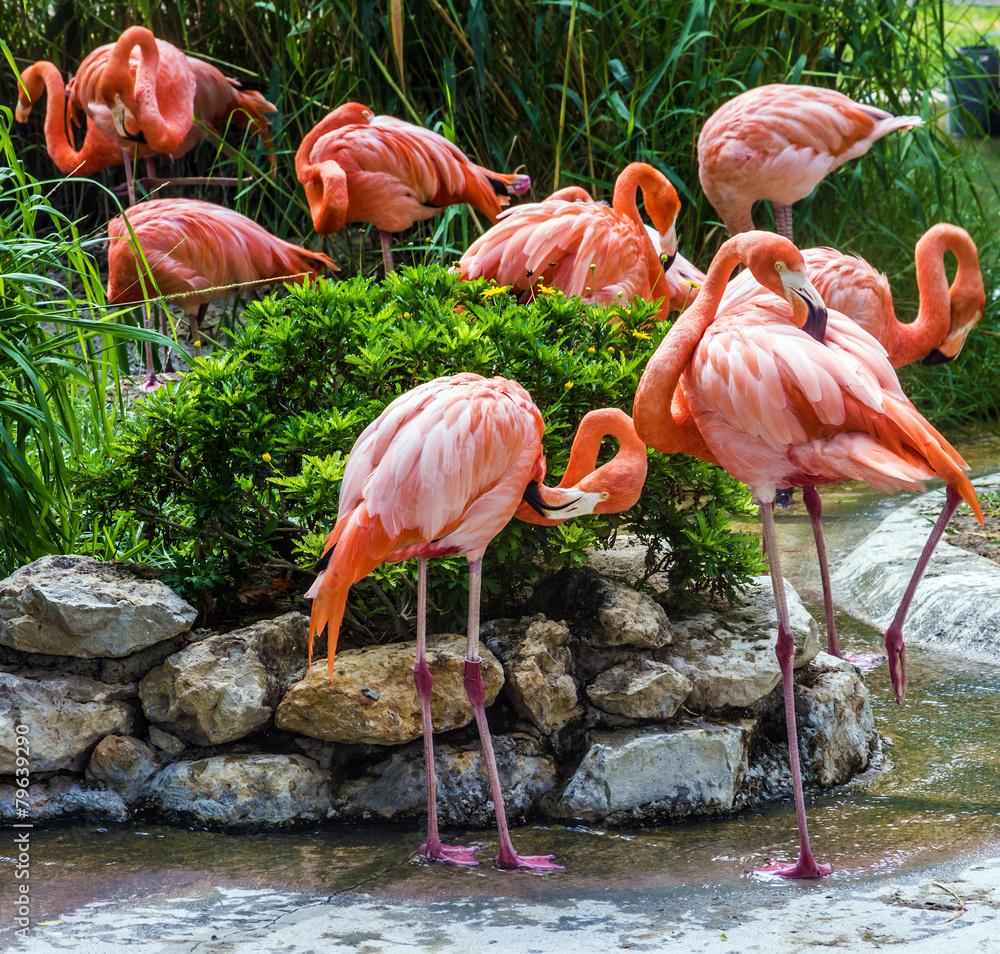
[632,230,982,878]
[15,61,140,177]
[107,198,336,390]
[305,373,647,869]
[295,102,531,274]
[64,27,276,201]
[716,224,985,659]
[457,165,679,317]
[697,84,924,242]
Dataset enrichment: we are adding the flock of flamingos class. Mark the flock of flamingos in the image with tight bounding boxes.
[15,26,990,878]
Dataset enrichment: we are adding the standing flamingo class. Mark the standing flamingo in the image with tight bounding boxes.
[295,102,530,274]
[305,373,648,869]
[63,27,276,201]
[15,61,142,177]
[107,198,336,390]
[632,231,982,878]
[457,164,679,318]
[697,84,924,242]
[715,224,985,659]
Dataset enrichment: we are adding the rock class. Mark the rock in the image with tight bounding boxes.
[662,578,821,710]
[485,616,581,733]
[586,658,693,720]
[555,721,756,823]
[529,567,672,648]
[86,735,160,803]
[832,480,1000,664]
[796,653,878,787]
[333,735,557,828]
[147,726,186,756]
[139,613,310,745]
[275,635,504,745]
[0,775,129,823]
[0,555,197,657]
[0,672,136,773]
[143,754,330,830]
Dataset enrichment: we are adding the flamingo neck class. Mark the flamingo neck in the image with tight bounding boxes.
[889,228,954,367]
[633,239,744,457]
[295,103,371,179]
[20,63,90,174]
[612,163,656,230]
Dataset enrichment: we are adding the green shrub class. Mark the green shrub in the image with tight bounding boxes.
[76,266,763,636]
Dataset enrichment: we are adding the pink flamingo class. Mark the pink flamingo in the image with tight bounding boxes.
[716,224,985,659]
[295,102,530,274]
[697,84,924,242]
[633,230,982,878]
[305,373,648,869]
[457,165,680,317]
[107,198,336,390]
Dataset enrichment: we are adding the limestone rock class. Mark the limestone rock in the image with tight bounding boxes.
[0,775,129,823]
[555,721,756,823]
[529,567,672,648]
[143,754,330,830]
[147,726,186,756]
[276,635,503,745]
[0,555,197,657]
[796,653,878,787]
[333,735,557,828]
[586,658,693,720]
[662,578,820,710]
[139,612,310,745]
[485,616,581,733]
[0,672,136,773]
[832,480,1000,663]
[86,735,160,803]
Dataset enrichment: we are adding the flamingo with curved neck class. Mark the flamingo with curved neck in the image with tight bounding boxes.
[458,163,679,317]
[16,61,138,176]
[634,230,982,878]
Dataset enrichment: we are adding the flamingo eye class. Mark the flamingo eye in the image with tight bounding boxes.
[600,491,610,500]
[774,261,784,272]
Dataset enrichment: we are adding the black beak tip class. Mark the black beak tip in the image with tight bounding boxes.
[804,302,828,342]
[125,129,147,145]
[662,252,677,271]
[922,348,953,366]
[13,120,27,138]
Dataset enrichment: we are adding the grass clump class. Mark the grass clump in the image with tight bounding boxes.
[76,266,763,637]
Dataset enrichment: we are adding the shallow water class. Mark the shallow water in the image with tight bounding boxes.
[2,436,999,942]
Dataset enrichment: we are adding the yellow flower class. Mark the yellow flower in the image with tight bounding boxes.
[607,346,615,353]
[632,330,652,340]
[587,346,596,354]
[403,311,410,317]
[193,340,201,349]
[536,284,556,295]
[480,286,509,298]
[564,381,574,390]
[262,453,272,463]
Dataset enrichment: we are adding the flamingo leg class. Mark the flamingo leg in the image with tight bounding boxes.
[415,558,480,866]
[753,501,831,879]
[884,486,962,705]
[774,203,793,243]
[145,156,157,180]
[380,230,394,274]
[803,486,841,658]
[463,557,563,871]
[141,301,162,392]
[162,305,176,374]
[122,148,138,206]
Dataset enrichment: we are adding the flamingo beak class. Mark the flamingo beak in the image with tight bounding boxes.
[784,272,827,342]
[921,348,952,366]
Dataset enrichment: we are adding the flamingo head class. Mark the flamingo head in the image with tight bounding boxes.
[923,282,985,366]
[106,88,144,143]
[741,232,828,341]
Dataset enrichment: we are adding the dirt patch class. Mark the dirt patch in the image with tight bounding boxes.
[946,494,1000,565]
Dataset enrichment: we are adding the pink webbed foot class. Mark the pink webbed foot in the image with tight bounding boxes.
[142,372,163,393]
[420,840,480,867]
[495,850,565,872]
[751,857,832,879]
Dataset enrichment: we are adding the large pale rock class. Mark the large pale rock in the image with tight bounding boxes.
[139,612,310,745]
[796,653,878,787]
[0,775,129,823]
[0,555,197,657]
[662,577,820,710]
[486,616,581,733]
[86,735,160,803]
[276,635,503,745]
[333,735,557,827]
[555,721,756,823]
[143,754,330,830]
[529,567,673,648]
[586,658,693,720]
[832,480,1000,663]
[0,672,136,773]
